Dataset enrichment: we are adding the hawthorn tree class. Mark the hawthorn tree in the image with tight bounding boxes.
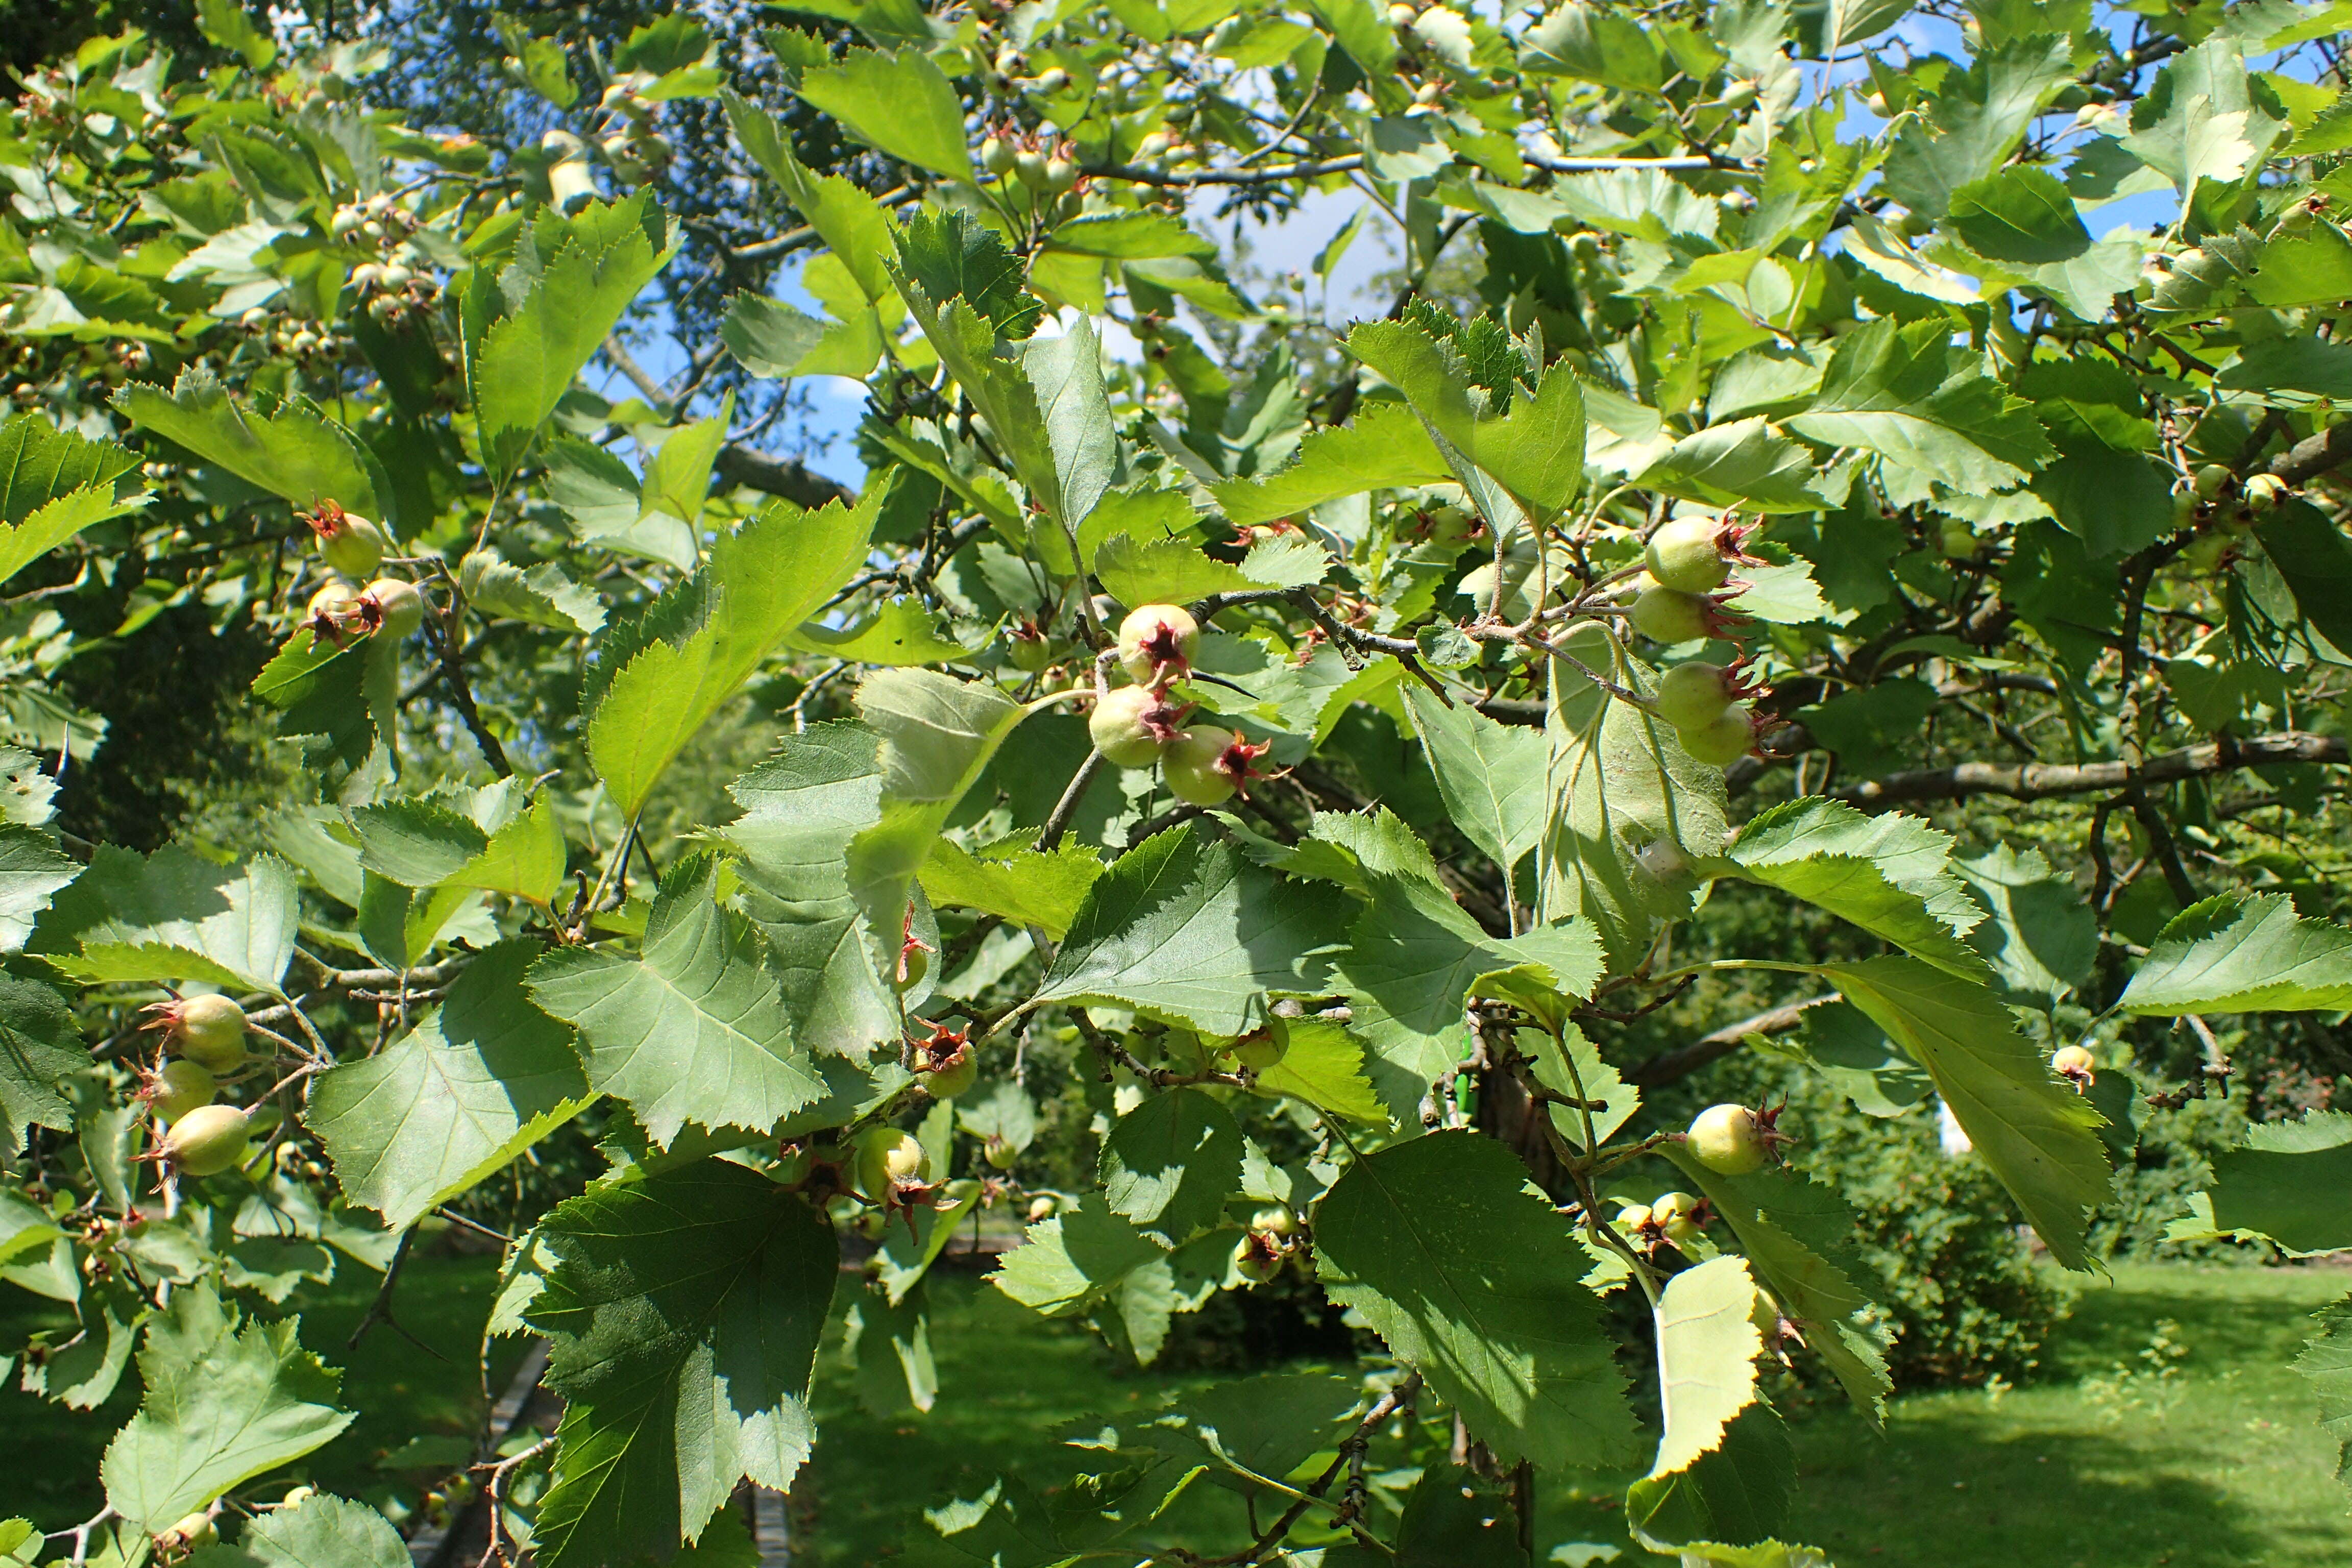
[4,0,2352,1563]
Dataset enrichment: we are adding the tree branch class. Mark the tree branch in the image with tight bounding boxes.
[1821,730,2343,806]
[713,443,856,509]
[1623,996,1839,1087]
[2266,420,2352,486]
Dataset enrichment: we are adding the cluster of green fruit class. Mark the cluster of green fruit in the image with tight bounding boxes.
[295,502,425,644]
[1233,1204,1300,1283]
[2177,463,2293,574]
[1087,603,1273,807]
[1614,1189,1704,1250]
[137,994,257,1181]
[978,123,1083,207]
[1625,516,1773,767]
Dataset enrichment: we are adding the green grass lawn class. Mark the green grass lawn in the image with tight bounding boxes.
[6,1253,2344,1565]
[796,1262,2352,1566]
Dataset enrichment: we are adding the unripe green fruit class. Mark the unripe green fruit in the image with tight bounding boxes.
[158,1512,218,1548]
[1230,1031,1285,1071]
[1634,838,1692,881]
[897,942,931,991]
[1014,148,1050,189]
[1233,1233,1282,1283]
[159,1103,250,1178]
[281,1485,317,1506]
[1615,1202,1654,1231]
[1386,2,1416,24]
[2181,533,2233,574]
[1653,663,1737,730]
[364,577,425,639]
[169,994,250,1072]
[1630,584,1712,644]
[2051,1044,2096,1076]
[923,1049,978,1099]
[1026,1194,1057,1222]
[1090,685,1177,768]
[985,1133,1018,1170]
[1043,156,1077,192]
[1646,517,1732,594]
[149,1059,216,1121]
[1116,602,1200,684]
[1939,521,1982,560]
[1036,66,1071,92]
[853,1128,932,1203]
[1250,1205,1296,1237]
[311,507,385,579]
[2171,488,2199,528]
[2243,473,2288,513]
[2193,463,2232,501]
[1164,725,1242,806]
[1653,1190,1701,1242]
[980,135,1015,176]
[1718,79,1760,111]
[306,580,358,621]
[1678,703,1755,767]
[1687,1104,1768,1175]
[1008,627,1054,672]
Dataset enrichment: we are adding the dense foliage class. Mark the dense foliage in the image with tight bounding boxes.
[5,0,2352,1562]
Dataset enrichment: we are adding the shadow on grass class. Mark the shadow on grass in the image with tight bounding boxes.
[1787,1401,2292,1568]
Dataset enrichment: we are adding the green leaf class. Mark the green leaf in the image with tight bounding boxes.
[894,208,1047,342]
[2295,1290,2352,1497]
[2257,497,2352,659]
[0,972,84,1158]
[1255,1016,1389,1125]
[844,1282,936,1415]
[2201,1110,2352,1254]
[1725,797,1991,982]
[450,793,569,905]
[1517,1,1662,89]
[787,598,973,667]
[1658,1150,1892,1420]
[467,194,675,479]
[349,796,487,887]
[1345,322,1586,519]
[1785,318,2055,493]
[458,547,606,633]
[1956,844,2096,1006]
[640,397,734,537]
[919,837,1104,940]
[198,0,277,68]
[1823,955,2111,1270]
[846,669,1039,989]
[1339,874,1598,1091]
[0,412,139,526]
[991,1194,1167,1318]
[721,292,830,377]
[116,369,379,518]
[31,844,298,993]
[2120,893,2352,1015]
[546,436,698,570]
[1650,1255,1762,1477]
[1638,418,1826,513]
[1880,34,2074,217]
[0,821,80,953]
[101,1286,353,1531]
[527,857,825,1146]
[1092,532,1251,606]
[1946,166,2090,264]
[1625,1405,1800,1557]
[1023,317,1119,545]
[248,628,401,777]
[1033,828,1351,1037]
[1538,625,1729,974]
[589,493,880,818]
[795,46,973,180]
[527,1162,837,1567]
[1044,211,1215,260]
[1210,402,1451,526]
[1400,681,1546,876]
[186,1493,409,1568]
[2249,217,2352,307]
[726,723,899,1059]
[310,941,592,1228]
[723,89,895,303]
[1314,1130,1635,1470]
[1099,1087,1245,1244]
